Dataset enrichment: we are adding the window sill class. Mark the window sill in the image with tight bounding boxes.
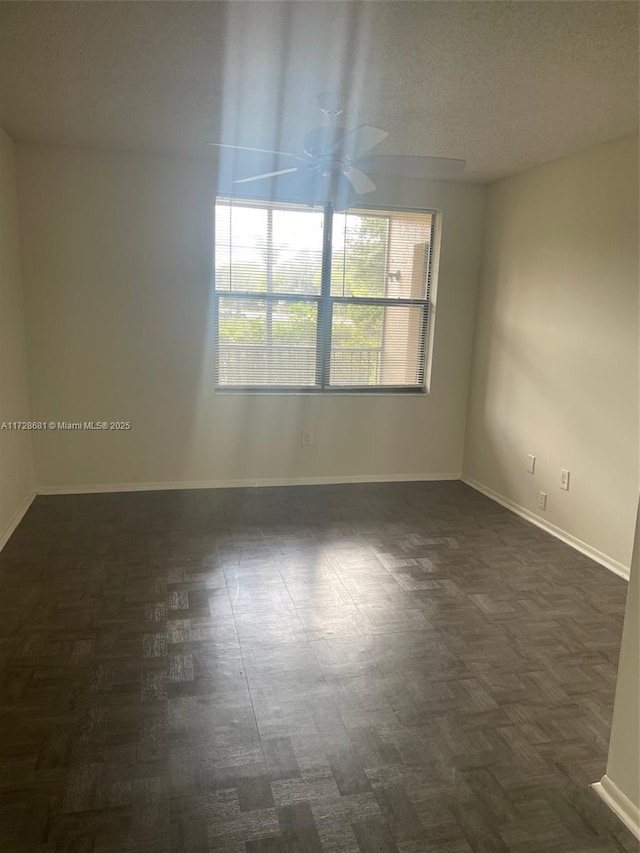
[213,387,429,396]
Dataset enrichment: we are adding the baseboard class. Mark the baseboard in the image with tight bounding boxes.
[0,489,36,553]
[461,476,630,581]
[592,775,640,840]
[37,472,461,496]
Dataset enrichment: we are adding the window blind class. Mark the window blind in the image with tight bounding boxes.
[213,197,434,391]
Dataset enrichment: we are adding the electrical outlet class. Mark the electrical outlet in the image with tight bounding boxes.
[300,430,312,447]
[537,491,547,510]
[560,469,570,491]
[527,454,536,474]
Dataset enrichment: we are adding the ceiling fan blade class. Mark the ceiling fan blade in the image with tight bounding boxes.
[357,154,466,179]
[331,174,355,213]
[234,167,300,185]
[342,165,376,195]
[332,124,388,159]
[207,142,303,161]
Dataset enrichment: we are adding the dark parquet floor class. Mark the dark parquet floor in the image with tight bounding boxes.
[0,481,637,853]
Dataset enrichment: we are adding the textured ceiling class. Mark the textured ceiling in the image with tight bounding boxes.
[0,1,637,182]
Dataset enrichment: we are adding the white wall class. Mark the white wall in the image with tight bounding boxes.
[16,144,485,491]
[464,134,639,570]
[0,128,33,545]
[601,501,640,833]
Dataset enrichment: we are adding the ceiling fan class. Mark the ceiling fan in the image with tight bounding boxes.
[206,94,466,209]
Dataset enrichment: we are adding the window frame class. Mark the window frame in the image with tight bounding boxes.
[212,197,437,394]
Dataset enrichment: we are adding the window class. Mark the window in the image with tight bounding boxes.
[213,197,436,392]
